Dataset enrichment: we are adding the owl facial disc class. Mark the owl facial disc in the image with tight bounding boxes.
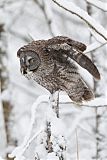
[19,51,41,74]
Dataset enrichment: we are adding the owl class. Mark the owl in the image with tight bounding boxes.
[17,36,100,103]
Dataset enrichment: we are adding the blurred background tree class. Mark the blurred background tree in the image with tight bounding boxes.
[0,0,107,160]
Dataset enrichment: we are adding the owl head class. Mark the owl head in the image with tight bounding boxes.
[17,47,41,75]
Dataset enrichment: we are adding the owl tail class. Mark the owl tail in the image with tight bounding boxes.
[64,79,94,103]
[68,86,94,103]
[82,86,94,101]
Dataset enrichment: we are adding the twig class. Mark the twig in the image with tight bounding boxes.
[56,91,59,118]
[52,0,107,41]
[86,0,107,12]
[75,129,79,160]
[2,81,107,108]
[9,129,43,159]
[49,91,60,118]
[0,83,7,153]
[87,3,102,159]
[21,95,49,145]
[9,95,48,159]
[84,41,107,54]
[7,28,32,42]
[34,0,60,36]
[59,102,107,108]
[46,121,53,152]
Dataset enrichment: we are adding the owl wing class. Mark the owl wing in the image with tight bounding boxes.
[45,37,100,80]
[47,36,87,51]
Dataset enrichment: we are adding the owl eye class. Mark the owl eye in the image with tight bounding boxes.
[28,58,35,64]
[25,56,35,66]
[26,54,41,71]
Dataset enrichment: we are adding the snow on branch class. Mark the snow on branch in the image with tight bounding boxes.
[86,0,107,12]
[9,95,66,160]
[34,0,60,36]
[84,41,107,54]
[43,0,61,36]
[8,94,107,159]
[9,94,107,159]
[59,95,107,108]
[52,0,107,41]
[0,157,5,160]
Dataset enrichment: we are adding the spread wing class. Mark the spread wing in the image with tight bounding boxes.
[47,36,87,51]
[45,36,100,80]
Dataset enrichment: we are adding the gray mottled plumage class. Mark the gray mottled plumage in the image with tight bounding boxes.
[17,36,100,103]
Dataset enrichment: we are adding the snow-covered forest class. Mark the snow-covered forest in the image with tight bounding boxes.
[0,0,107,160]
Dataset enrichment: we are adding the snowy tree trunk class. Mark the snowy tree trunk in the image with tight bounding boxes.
[9,94,67,160]
[49,92,59,118]
[87,3,100,160]
[45,92,66,159]
[0,23,16,160]
[87,2,107,160]
[1,0,107,159]
[0,27,7,156]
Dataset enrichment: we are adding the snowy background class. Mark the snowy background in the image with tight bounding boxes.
[0,0,107,160]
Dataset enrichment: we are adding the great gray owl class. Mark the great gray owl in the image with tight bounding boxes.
[17,36,100,103]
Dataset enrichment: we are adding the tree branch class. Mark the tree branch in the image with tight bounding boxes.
[86,0,107,12]
[34,0,60,36]
[49,91,59,118]
[84,41,107,54]
[52,0,107,41]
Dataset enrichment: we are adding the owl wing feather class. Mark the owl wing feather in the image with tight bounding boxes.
[47,36,87,51]
[54,64,94,103]
[45,37,97,103]
[45,37,100,80]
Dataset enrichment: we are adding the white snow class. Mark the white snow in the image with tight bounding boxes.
[1,0,107,159]
[52,0,107,41]
[87,0,107,12]
[84,41,107,54]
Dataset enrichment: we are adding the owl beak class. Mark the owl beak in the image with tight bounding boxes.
[20,67,27,75]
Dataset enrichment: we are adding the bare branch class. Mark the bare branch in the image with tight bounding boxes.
[9,129,43,159]
[59,95,107,108]
[52,0,107,41]
[59,102,107,108]
[75,129,79,160]
[86,0,107,12]
[34,0,60,36]
[7,28,32,42]
[84,41,107,54]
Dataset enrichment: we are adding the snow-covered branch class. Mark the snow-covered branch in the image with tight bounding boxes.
[34,0,60,36]
[9,95,67,160]
[42,0,60,36]
[84,41,107,54]
[87,2,106,158]
[9,95,107,159]
[59,95,107,108]
[86,0,107,12]
[49,92,59,118]
[52,0,107,41]
[1,0,107,159]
